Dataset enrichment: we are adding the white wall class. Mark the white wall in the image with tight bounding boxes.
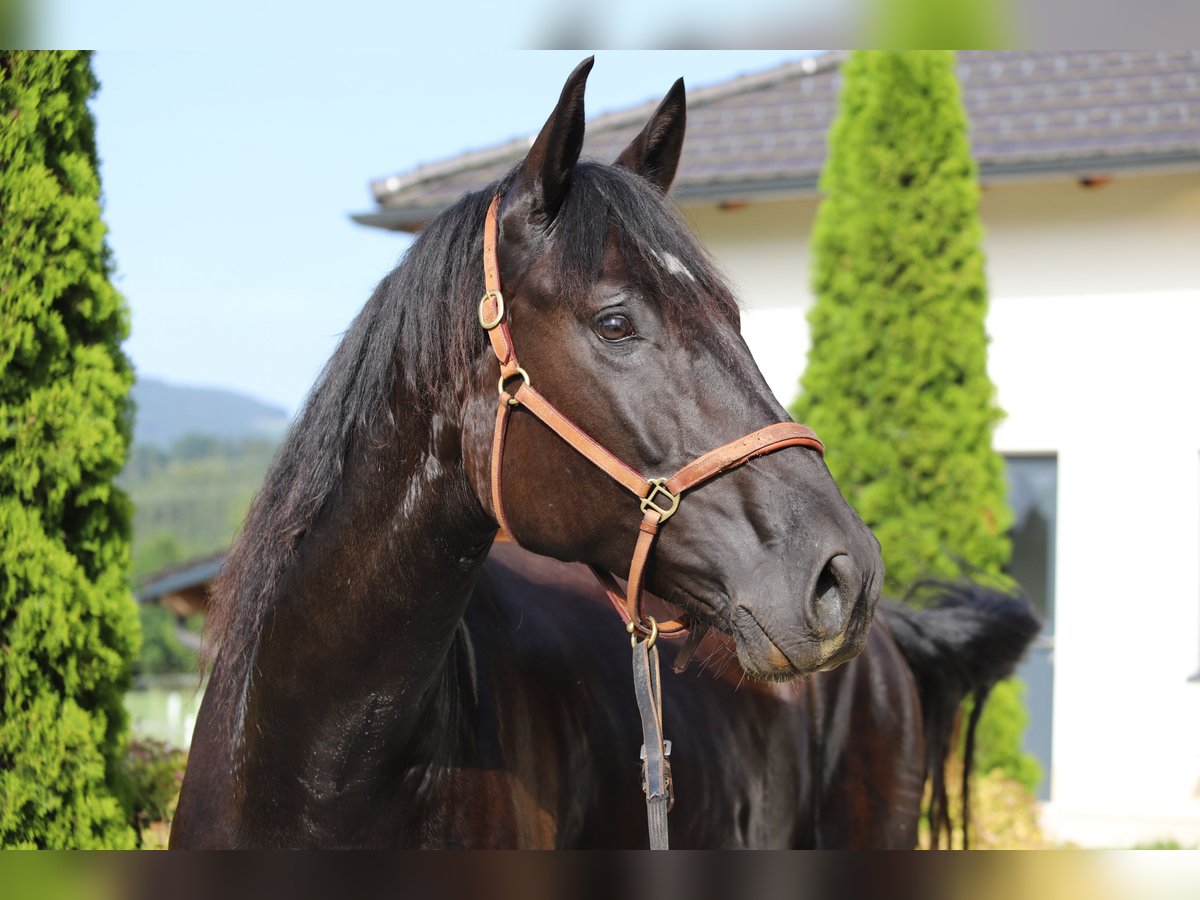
[684,197,819,408]
[990,290,1200,847]
[683,170,1200,846]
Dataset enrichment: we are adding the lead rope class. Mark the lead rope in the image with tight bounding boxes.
[478,193,825,849]
[632,627,671,849]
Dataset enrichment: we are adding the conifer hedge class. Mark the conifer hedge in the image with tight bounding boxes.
[792,51,1012,600]
[0,50,139,848]
[794,52,1041,798]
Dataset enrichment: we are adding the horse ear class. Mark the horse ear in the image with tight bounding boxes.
[509,56,593,226]
[614,78,686,193]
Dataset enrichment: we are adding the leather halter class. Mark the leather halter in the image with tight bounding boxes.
[480,193,825,849]
[479,193,826,641]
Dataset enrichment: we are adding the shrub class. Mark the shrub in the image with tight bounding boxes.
[791,51,1012,600]
[118,739,187,848]
[793,51,1038,791]
[0,50,139,848]
[970,678,1042,795]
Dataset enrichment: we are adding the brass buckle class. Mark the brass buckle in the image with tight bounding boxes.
[498,367,530,405]
[478,290,505,330]
[640,479,679,523]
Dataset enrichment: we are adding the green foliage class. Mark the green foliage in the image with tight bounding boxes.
[967,678,1042,794]
[121,434,278,575]
[1,3,29,52]
[791,50,1012,601]
[136,605,198,676]
[866,0,1010,48]
[131,532,185,582]
[121,435,276,675]
[794,52,1037,791]
[130,533,201,676]
[0,51,138,848]
[117,738,187,847]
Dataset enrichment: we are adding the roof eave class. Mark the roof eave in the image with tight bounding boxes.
[976,150,1200,182]
[350,177,826,233]
[352,151,1200,234]
[351,205,452,233]
[137,557,226,604]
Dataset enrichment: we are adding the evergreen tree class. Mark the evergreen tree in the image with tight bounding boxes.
[0,51,139,848]
[792,51,1012,600]
[794,51,1040,804]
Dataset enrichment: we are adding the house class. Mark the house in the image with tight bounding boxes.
[137,552,225,624]
[354,50,1200,847]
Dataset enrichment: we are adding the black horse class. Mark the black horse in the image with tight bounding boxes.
[172,59,1036,848]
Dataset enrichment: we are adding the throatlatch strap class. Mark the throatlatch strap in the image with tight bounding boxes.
[491,395,515,536]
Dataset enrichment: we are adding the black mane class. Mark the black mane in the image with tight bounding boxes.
[203,162,740,730]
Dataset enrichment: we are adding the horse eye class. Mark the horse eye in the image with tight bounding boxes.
[596,313,635,342]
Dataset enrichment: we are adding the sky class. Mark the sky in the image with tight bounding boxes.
[46,0,844,52]
[89,51,807,414]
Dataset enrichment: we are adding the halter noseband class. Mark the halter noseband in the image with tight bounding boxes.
[479,193,825,848]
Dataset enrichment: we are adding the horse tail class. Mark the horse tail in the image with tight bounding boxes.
[878,582,1041,848]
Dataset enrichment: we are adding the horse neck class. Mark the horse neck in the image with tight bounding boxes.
[235,386,495,816]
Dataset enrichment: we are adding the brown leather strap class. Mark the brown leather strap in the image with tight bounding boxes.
[480,196,518,374]
[665,422,824,495]
[671,621,709,673]
[491,393,515,536]
[488,381,652,548]
[512,383,651,499]
[583,505,691,638]
[589,566,690,637]
[483,195,502,291]
[482,295,518,375]
[626,512,661,623]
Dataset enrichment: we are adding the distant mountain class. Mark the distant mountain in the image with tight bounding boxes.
[131,378,291,448]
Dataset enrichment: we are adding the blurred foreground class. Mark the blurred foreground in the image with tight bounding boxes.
[0,844,1196,890]
[7,0,1200,50]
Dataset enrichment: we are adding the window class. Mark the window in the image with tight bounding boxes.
[1007,456,1057,631]
[1005,455,1057,800]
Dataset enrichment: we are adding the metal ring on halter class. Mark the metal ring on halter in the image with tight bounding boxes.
[627,616,659,649]
[498,367,530,406]
[478,290,505,330]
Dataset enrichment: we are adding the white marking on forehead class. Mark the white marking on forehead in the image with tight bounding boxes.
[650,249,697,283]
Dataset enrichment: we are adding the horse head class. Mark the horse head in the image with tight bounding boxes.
[463,58,883,679]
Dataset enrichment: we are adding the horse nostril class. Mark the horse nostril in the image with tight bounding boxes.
[814,563,840,610]
[809,554,857,638]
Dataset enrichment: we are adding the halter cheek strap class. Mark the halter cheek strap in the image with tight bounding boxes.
[479,193,825,639]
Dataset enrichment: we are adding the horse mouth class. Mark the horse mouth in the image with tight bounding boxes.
[657,578,874,680]
[731,602,869,681]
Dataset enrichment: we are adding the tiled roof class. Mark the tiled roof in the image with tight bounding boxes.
[355,50,1200,232]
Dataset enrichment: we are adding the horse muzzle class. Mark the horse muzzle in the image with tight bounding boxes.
[730,551,880,680]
